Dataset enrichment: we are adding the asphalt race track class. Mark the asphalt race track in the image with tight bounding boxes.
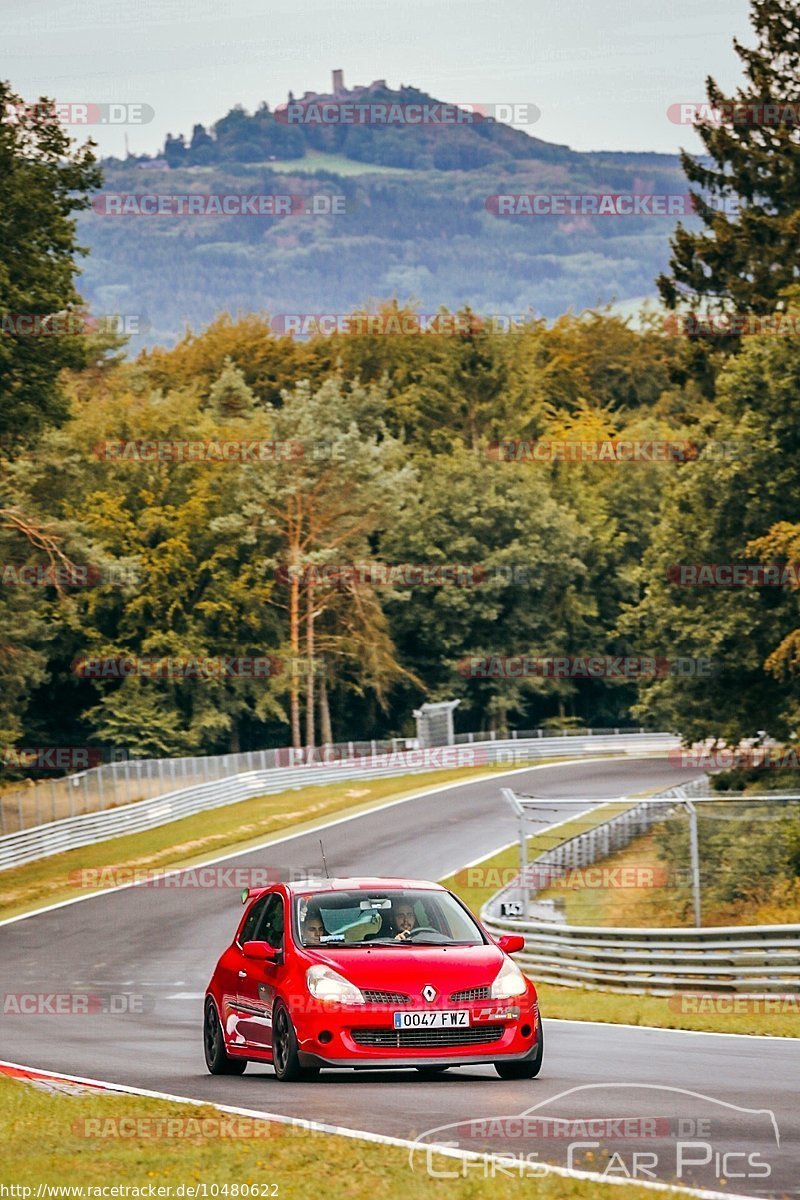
[1,757,798,1197]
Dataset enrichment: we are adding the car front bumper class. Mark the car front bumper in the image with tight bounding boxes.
[295,997,540,1068]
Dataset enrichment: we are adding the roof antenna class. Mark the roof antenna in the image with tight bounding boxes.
[319,838,330,879]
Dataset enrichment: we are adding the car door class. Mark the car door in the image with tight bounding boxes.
[236,890,285,1053]
[220,893,270,1049]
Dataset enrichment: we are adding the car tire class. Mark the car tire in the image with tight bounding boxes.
[204,999,247,1075]
[415,1066,450,1076]
[495,1018,544,1080]
[272,1001,318,1082]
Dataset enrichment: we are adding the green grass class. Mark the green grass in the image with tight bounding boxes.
[0,761,561,922]
[0,1074,699,1199]
[535,827,800,928]
[265,150,411,176]
[535,981,800,1037]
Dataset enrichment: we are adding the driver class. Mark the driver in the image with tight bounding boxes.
[302,908,328,945]
[393,900,418,941]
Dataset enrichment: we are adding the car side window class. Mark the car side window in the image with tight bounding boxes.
[239,896,269,944]
[255,892,284,950]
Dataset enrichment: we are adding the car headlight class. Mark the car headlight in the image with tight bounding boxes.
[490,957,528,999]
[306,964,365,1005]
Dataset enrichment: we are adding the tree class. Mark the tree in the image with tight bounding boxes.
[658,0,800,316]
[207,358,258,419]
[0,81,101,447]
[245,377,416,746]
[624,322,800,742]
[162,133,187,167]
[84,682,199,758]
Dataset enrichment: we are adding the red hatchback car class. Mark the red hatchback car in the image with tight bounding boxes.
[204,876,543,1081]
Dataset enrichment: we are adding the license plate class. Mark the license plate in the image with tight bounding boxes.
[393,1009,469,1029]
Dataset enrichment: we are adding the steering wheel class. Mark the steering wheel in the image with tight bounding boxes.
[403,925,446,940]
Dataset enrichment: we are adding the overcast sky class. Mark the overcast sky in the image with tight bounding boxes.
[2,0,753,159]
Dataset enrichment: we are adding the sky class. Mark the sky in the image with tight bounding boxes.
[1,0,754,159]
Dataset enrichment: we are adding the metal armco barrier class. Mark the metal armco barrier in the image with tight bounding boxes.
[482,782,800,995]
[0,724,656,835]
[0,731,678,872]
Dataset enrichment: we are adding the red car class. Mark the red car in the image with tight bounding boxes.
[204,876,543,1081]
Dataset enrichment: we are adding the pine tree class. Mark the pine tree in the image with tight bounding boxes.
[658,0,800,316]
[207,358,257,419]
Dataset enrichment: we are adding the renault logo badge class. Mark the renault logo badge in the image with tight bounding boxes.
[422,984,437,1003]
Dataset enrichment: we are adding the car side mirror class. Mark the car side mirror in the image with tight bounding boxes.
[242,940,278,963]
[497,934,525,954]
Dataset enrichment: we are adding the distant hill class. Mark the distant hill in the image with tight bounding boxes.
[143,74,577,173]
[80,77,692,350]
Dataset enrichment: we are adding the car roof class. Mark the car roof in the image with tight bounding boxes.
[285,876,446,894]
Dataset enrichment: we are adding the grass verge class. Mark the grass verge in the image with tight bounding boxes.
[0,761,559,922]
[535,981,800,1037]
[266,150,410,175]
[0,1074,696,1200]
[534,828,800,928]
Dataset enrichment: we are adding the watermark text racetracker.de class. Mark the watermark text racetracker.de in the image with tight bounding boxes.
[669,746,800,771]
[2,101,155,126]
[1,562,141,588]
[458,654,715,679]
[270,312,532,336]
[3,992,150,1015]
[275,99,541,127]
[1,313,148,337]
[486,193,739,217]
[67,865,327,889]
[409,1085,780,1184]
[92,439,305,463]
[273,563,533,587]
[488,439,744,463]
[667,100,799,126]
[71,655,283,680]
[668,993,800,1016]
[668,562,800,586]
[664,311,800,338]
[91,193,346,217]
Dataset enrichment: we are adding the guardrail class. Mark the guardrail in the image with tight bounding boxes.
[0,731,679,873]
[0,725,655,835]
[482,784,800,994]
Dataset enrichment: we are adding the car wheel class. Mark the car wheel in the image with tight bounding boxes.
[495,1018,544,1080]
[204,999,247,1075]
[415,1066,450,1076]
[272,1001,317,1081]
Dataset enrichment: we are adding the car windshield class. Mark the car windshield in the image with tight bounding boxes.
[294,888,485,948]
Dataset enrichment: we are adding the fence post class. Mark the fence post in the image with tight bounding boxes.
[686,799,702,928]
[519,812,529,915]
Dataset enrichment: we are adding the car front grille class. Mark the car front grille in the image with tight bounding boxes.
[450,985,491,1002]
[351,1025,505,1048]
[362,989,411,1004]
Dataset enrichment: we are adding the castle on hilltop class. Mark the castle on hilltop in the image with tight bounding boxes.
[291,70,411,105]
